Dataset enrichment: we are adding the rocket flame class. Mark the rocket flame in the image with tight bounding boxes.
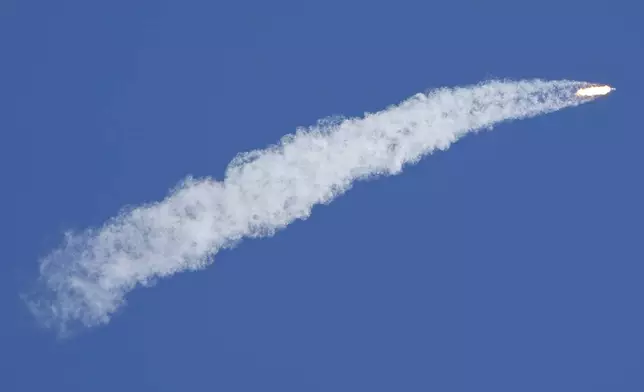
[575,85,614,98]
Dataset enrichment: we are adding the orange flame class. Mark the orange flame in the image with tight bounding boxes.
[575,85,615,98]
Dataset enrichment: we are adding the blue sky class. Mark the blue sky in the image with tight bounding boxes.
[2,0,643,391]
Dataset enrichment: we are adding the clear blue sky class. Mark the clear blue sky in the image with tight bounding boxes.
[2,1,642,391]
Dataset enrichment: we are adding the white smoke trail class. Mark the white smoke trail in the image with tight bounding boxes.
[26,79,594,336]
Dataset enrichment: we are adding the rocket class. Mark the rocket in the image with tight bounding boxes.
[575,85,615,98]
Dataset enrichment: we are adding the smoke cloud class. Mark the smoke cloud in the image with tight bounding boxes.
[25,79,593,336]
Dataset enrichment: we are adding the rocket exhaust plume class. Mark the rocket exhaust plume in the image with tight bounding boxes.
[24,79,609,336]
[575,84,615,98]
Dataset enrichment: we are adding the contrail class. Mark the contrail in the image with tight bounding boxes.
[25,78,607,336]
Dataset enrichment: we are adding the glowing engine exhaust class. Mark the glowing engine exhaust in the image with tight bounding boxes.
[575,84,615,98]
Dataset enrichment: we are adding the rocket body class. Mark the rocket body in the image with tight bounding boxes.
[575,85,615,98]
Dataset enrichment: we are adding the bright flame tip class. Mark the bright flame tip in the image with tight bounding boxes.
[575,84,614,98]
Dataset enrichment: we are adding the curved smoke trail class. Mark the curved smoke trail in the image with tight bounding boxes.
[26,79,595,336]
